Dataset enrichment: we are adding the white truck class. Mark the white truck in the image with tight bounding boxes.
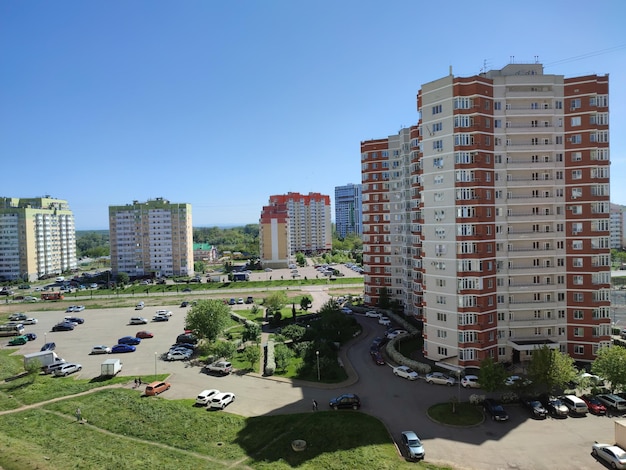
[23,351,62,370]
[101,358,123,377]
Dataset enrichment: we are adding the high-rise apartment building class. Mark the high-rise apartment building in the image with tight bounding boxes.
[335,183,363,238]
[109,198,193,278]
[362,63,610,366]
[259,192,332,268]
[0,196,77,281]
[610,203,624,250]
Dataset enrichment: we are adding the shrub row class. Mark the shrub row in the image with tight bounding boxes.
[265,340,276,376]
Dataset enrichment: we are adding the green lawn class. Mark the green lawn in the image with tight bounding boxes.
[427,402,484,426]
[0,388,451,470]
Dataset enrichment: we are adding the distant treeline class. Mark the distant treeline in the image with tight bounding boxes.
[76,225,260,259]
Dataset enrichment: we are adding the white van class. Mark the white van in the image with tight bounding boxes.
[560,395,588,415]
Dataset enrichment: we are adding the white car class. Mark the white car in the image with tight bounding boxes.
[425,372,455,386]
[54,363,82,377]
[195,389,220,406]
[74,305,85,312]
[91,345,112,355]
[393,365,419,381]
[22,317,38,325]
[592,443,626,469]
[155,309,172,317]
[166,350,191,361]
[505,375,531,387]
[461,375,481,388]
[378,316,391,326]
[209,392,236,410]
[365,311,380,318]
[129,317,148,325]
[387,329,408,340]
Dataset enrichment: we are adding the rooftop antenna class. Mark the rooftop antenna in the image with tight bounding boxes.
[534,55,539,63]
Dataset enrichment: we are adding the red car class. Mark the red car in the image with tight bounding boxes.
[135,331,154,339]
[582,394,607,415]
[370,350,385,365]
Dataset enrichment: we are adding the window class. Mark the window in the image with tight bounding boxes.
[454,97,473,109]
[454,134,474,146]
[437,346,448,356]
[572,240,583,250]
[432,122,443,132]
[570,98,581,110]
[494,101,501,110]
[571,151,582,162]
[572,170,582,180]
[433,157,444,168]
[570,134,581,144]
[573,310,584,319]
[574,292,584,302]
[454,115,473,128]
[433,140,443,151]
[432,104,442,115]
[574,327,584,337]
[570,116,581,126]
[436,312,447,321]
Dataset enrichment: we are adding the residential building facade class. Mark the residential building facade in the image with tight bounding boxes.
[109,198,193,278]
[361,63,610,367]
[0,196,77,281]
[335,183,363,238]
[610,203,624,249]
[260,192,332,268]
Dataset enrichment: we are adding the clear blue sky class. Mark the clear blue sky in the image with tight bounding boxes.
[2,1,625,230]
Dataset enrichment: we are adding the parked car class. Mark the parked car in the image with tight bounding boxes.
[52,322,75,332]
[22,317,38,325]
[370,350,385,365]
[483,398,509,422]
[209,392,235,410]
[118,336,141,345]
[228,298,236,305]
[540,395,569,417]
[170,343,196,352]
[44,361,67,375]
[387,329,408,340]
[152,314,169,322]
[129,317,148,325]
[520,397,548,419]
[54,363,82,377]
[592,443,626,469]
[25,333,37,341]
[64,316,85,324]
[176,333,198,345]
[154,309,172,317]
[91,345,112,355]
[596,394,626,411]
[378,316,391,326]
[560,395,588,415]
[41,342,56,351]
[135,301,145,310]
[400,431,425,461]
[505,375,532,387]
[204,360,233,375]
[66,306,77,312]
[329,394,361,410]
[581,394,607,415]
[195,389,220,406]
[245,296,254,304]
[73,305,85,312]
[145,381,171,396]
[461,375,480,389]
[393,365,419,381]
[8,335,28,346]
[365,311,380,318]
[371,337,387,351]
[135,331,154,339]
[237,298,244,304]
[8,312,27,321]
[180,301,190,307]
[111,344,136,353]
[425,372,455,386]
[340,307,353,315]
[166,349,192,361]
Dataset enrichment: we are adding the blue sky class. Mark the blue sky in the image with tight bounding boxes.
[2,1,625,230]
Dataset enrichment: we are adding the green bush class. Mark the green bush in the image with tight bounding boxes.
[265,340,275,376]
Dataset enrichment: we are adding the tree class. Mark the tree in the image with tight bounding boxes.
[116,272,129,286]
[281,324,306,342]
[292,303,297,323]
[295,252,306,266]
[194,261,207,273]
[527,346,577,394]
[477,357,508,392]
[274,343,294,372]
[242,345,260,370]
[264,290,288,313]
[300,296,312,311]
[242,322,261,344]
[185,299,231,342]
[377,287,390,309]
[211,340,237,360]
[592,345,626,393]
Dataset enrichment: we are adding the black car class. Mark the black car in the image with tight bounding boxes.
[176,333,198,345]
[245,296,254,304]
[64,316,85,324]
[25,333,37,341]
[521,397,548,419]
[180,301,190,307]
[170,342,196,351]
[371,336,387,351]
[41,342,56,351]
[329,394,361,410]
[52,322,75,332]
[483,398,509,421]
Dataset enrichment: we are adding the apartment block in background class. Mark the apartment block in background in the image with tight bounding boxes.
[109,198,193,278]
[0,196,77,281]
[362,62,610,367]
[610,203,625,249]
[260,192,332,268]
[335,183,363,238]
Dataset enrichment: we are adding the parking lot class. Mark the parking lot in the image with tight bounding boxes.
[1,298,623,470]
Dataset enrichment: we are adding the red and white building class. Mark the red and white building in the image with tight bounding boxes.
[361,63,610,367]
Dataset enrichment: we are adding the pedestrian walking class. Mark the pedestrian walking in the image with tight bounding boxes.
[312,399,318,411]
[138,377,142,386]
[134,378,138,388]
[76,408,82,422]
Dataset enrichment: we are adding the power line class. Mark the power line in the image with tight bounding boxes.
[544,44,626,68]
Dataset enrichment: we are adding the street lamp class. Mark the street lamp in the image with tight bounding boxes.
[316,350,320,381]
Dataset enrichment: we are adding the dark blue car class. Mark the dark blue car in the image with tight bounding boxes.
[52,322,75,332]
[111,344,136,353]
[25,333,37,341]
[118,336,141,345]
[41,342,56,351]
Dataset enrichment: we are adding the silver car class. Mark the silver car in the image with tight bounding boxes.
[401,431,425,460]
[592,443,626,469]
[425,372,455,386]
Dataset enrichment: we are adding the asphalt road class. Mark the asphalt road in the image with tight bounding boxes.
[1,293,620,470]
